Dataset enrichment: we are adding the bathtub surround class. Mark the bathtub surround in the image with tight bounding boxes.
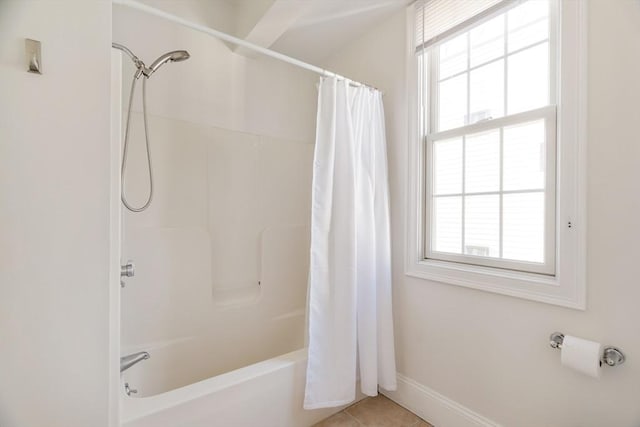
[305,78,396,409]
[118,113,312,364]
[114,0,317,356]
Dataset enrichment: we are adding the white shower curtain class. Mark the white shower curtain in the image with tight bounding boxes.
[304,77,396,409]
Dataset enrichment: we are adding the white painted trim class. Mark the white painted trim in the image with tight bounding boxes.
[382,374,501,427]
[575,0,588,310]
[405,3,426,287]
[556,0,588,310]
[405,1,587,310]
[108,50,123,427]
[406,259,584,310]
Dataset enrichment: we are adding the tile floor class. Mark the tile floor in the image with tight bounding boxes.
[313,395,434,427]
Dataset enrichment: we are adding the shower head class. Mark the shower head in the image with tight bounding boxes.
[145,50,190,77]
[111,43,190,79]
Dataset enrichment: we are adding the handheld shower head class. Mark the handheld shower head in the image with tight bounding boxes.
[112,43,191,79]
[113,42,191,213]
[145,50,190,77]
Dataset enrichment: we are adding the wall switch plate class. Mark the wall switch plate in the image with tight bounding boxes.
[25,39,42,74]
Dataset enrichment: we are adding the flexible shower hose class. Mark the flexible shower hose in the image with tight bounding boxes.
[121,73,154,212]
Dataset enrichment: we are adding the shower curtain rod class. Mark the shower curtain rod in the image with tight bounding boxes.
[112,0,379,92]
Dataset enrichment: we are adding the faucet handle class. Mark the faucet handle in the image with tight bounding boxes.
[121,261,135,278]
[120,260,135,288]
[124,383,138,396]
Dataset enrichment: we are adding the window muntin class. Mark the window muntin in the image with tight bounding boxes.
[421,0,557,275]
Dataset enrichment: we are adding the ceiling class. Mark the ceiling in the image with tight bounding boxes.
[140,0,411,64]
[268,0,411,63]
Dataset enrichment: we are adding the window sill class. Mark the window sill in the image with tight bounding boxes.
[406,258,585,310]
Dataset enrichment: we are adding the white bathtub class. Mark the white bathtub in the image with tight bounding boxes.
[121,348,350,427]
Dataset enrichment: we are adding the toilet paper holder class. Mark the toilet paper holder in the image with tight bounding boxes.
[549,332,626,367]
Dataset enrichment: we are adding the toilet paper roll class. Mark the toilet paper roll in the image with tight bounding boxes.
[560,335,602,378]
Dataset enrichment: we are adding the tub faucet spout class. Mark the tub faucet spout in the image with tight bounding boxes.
[120,351,150,373]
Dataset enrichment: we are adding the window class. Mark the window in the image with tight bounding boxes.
[406,0,587,308]
[426,0,556,274]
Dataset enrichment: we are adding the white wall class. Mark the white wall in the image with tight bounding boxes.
[325,1,640,426]
[0,2,113,427]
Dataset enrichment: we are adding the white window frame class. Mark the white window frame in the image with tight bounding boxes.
[405,0,587,309]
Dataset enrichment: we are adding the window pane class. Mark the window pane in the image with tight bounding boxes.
[465,130,499,193]
[507,42,549,114]
[470,15,504,67]
[508,0,549,53]
[439,33,467,79]
[503,120,545,191]
[503,192,545,263]
[433,196,462,254]
[439,74,467,131]
[433,137,462,195]
[469,59,504,123]
[464,195,499,258]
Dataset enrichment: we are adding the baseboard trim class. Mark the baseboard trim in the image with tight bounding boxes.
[381,374,501,427]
